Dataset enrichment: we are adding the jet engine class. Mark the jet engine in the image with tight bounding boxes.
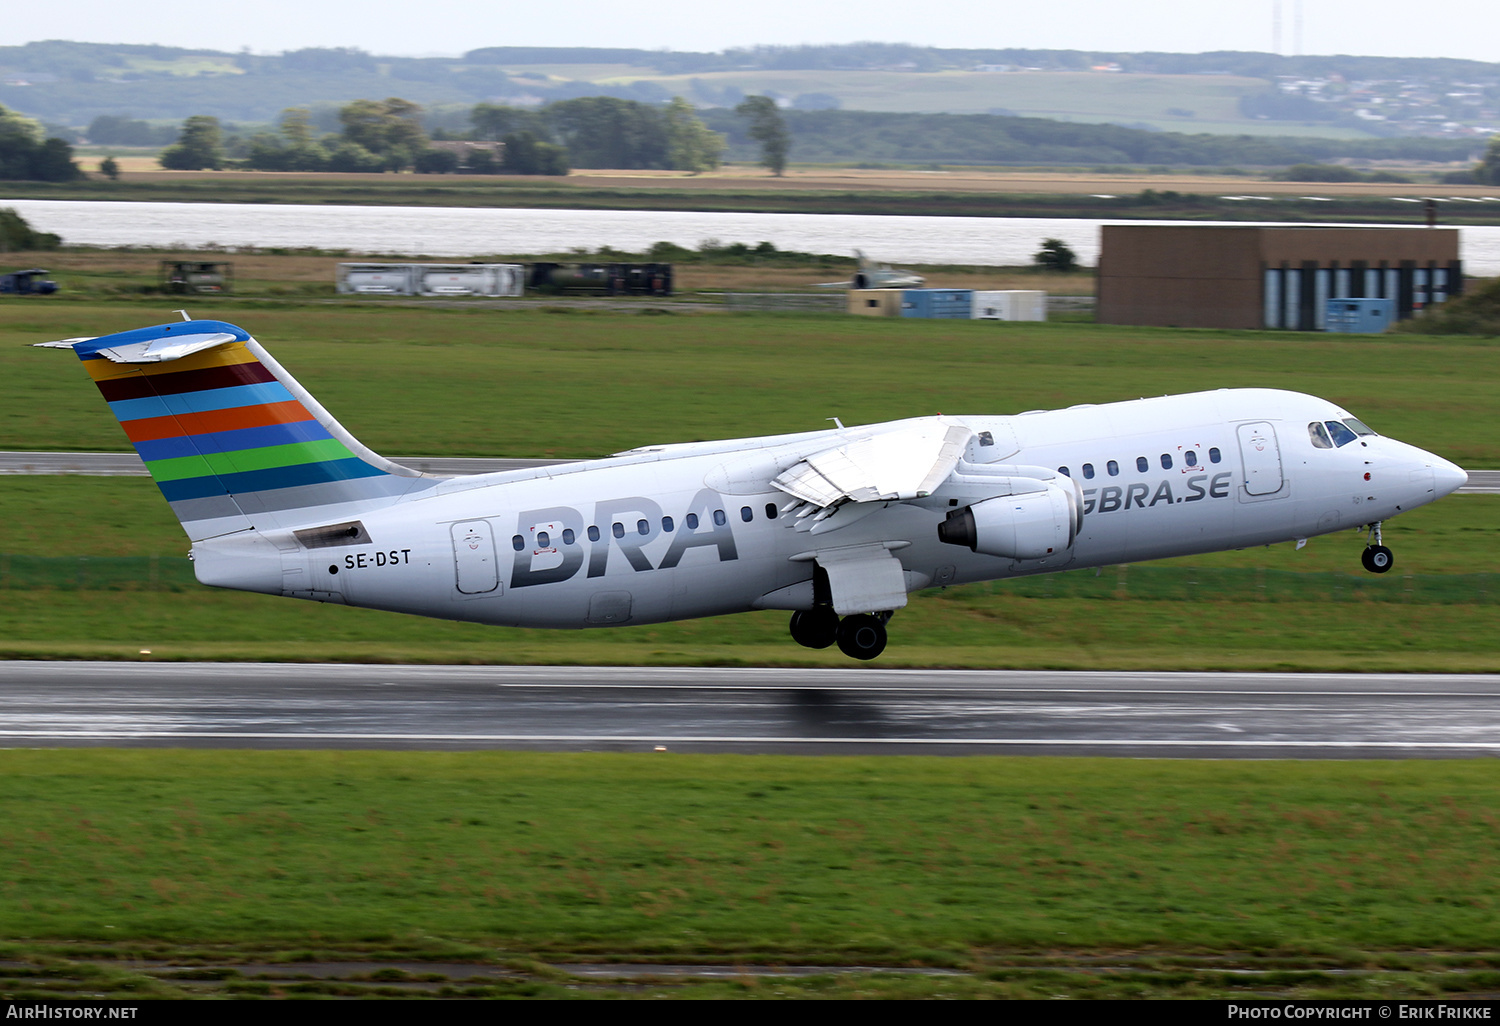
[937,482,1079,559]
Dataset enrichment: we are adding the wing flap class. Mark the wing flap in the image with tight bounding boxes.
[815,543,910,615]
[772,421,973,509]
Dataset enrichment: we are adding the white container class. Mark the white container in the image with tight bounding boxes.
[418,263,524,297]
[972,290,1047,321]
[337,263,416,295]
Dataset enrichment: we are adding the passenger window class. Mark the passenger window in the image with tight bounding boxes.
[713,509,727,527]
[562,529,575,545]
[686,513,699,530]
[1106,460,1119,476]
[1137,456,1149,473]
[1309,422,1333,449]
[612,522,624,539]
[765,503,778,520]
[1326,420,1358,447]
[1058,466,1070,477]
[536,531,550,547]
[1082,463,1095,480]
[1161,453,1173,469]
[662,516,673,533]
[637,519,649,536]
[511,535,524,551]
[587,525,600,542]
[741,506,753,522]
[1209,448,1221,463]
[1185,451,1197,468]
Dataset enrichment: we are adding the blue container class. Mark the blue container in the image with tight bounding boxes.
[1324,297,1394,333]
[901,288,973,319]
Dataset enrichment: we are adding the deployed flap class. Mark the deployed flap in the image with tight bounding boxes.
[773,421,972,509]
[816,543,909,615]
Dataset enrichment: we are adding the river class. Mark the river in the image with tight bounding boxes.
[5,198,1500,274]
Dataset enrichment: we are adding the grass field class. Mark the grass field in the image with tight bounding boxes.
[2,291,1498,999]
[5,750,1500,998]
[4,303,1495,463]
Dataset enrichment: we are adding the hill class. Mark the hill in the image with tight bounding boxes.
[3,41,1499,146]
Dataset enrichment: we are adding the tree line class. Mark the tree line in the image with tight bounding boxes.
[152,96,789,176]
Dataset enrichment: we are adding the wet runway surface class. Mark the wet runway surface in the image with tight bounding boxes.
[2,663,1497,758]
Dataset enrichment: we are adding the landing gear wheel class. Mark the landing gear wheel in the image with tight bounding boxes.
[836,613,888,661]
[1362,545,1394,574]
[789,608,839,649]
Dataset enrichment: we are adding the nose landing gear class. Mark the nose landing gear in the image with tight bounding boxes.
[1361,521,1394,574]
[789,608,891,660]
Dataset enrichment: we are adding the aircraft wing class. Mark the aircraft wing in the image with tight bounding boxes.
[773,420,972,532]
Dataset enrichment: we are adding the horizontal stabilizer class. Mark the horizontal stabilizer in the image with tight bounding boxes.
[90,332,239,364]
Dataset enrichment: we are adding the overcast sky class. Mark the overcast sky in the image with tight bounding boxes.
[9,1,1500,64]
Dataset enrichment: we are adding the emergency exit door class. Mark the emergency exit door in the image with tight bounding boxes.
[1236,422,1284,498]
[451,520,500,594]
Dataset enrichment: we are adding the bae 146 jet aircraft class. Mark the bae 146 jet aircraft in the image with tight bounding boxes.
[40,318,1468,660]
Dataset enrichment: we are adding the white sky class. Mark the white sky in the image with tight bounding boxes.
[7,1,1500,63]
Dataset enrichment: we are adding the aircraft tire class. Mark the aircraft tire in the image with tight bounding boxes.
[1362,545,1394,574]
[790,608,839,649]
[836,614,887,661]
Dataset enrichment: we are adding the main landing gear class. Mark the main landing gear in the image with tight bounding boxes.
[789,608,891,660]
[1361,521,1394,574]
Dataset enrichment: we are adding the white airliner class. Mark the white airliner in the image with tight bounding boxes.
[40,318,1468,660]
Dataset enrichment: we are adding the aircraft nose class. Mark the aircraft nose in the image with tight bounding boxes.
[1431,457,1468,497]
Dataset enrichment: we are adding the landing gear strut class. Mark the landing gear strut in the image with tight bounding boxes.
[1361,521,1394,574]
[788,609,891,660]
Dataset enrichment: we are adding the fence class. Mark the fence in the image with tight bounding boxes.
[2,554,1495,604]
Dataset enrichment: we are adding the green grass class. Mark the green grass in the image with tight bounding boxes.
[5,304,1497,466]
[4,749,1500,997]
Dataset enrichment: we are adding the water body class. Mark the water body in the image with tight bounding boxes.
[5,198,1500,274]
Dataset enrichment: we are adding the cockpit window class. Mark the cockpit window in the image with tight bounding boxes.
[1343,417,1376,437]
[1325,420,1358,447]
[1309,422,1333,449]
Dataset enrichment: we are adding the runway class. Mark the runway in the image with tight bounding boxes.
[1,452,1495,492]
[2,663,1497,758]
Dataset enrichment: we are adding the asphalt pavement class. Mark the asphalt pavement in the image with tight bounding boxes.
[3,663,1497,758]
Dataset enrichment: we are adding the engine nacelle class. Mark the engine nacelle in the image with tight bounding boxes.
[937,484,1077,559]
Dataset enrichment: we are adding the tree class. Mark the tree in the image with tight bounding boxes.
[470,103,544,141]
[0,105,83,182]
[1033,238,1078,272]
[338,98,427,169]
[159,115,225,170]
[98,156,120,180]
[734,96,790,176]
[664,97,724,173]
[0,207,61,251]
[1476,135,1500,186]
[413,148,460,174]
[544,97,668,169]
[500,132,569,176]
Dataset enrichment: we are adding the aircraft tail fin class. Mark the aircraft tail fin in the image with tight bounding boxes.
[47,319,434,541]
